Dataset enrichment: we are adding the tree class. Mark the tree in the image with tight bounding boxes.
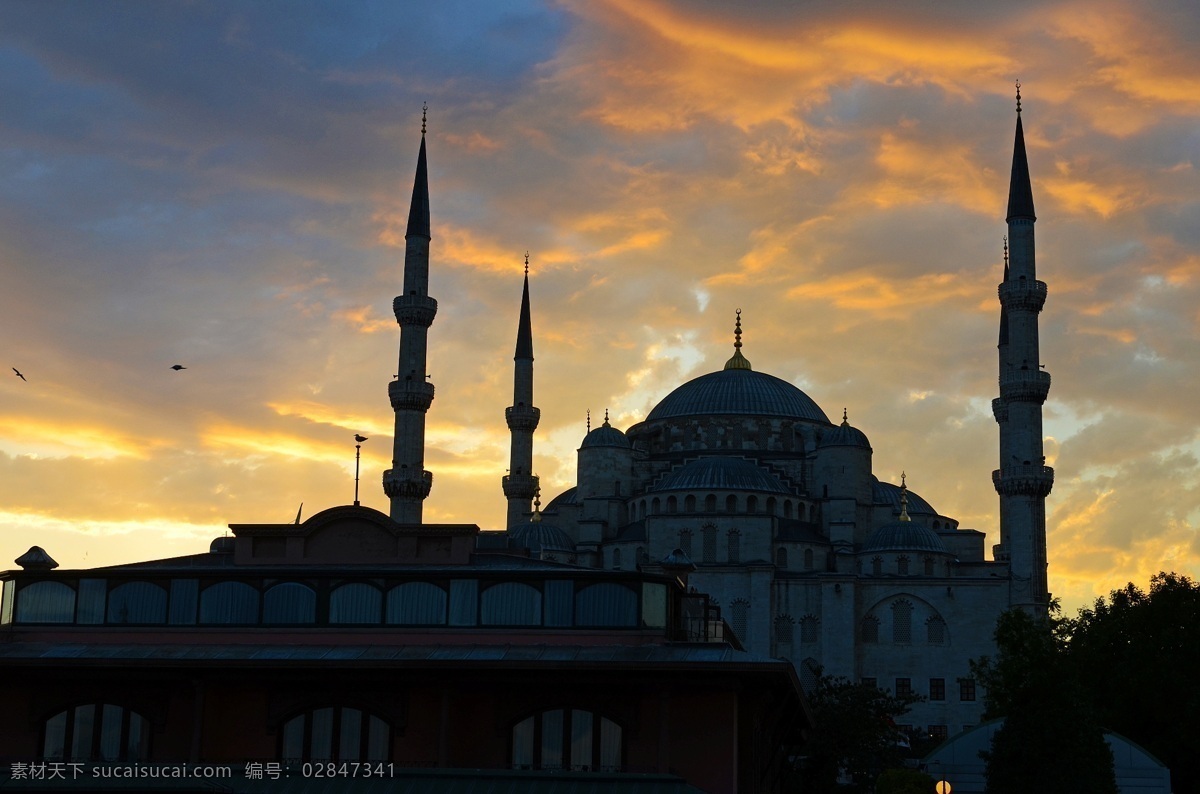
[875,768,935,794]
[971,608,1117,794]
[1063,572,1200,792]
[795,674,922,793]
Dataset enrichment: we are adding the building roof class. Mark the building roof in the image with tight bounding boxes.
[544,486,578,512]
[507,521,576,553]
[644,368,830,423]
[581,422,630,449]
[818,418,871,450]
[871,477,937,517]
[650,456,791,494]
[862,521,948,554]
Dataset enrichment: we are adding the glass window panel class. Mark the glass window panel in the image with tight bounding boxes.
[892,600,913,644]
[169,579,198,625]
[366,716,389,761]
[43,711,67,759]
[599,717,622,771]
[730,600,748,643]
[263,583,317,624]
[540,710,563,770]
[71,704,95,759]
[640,583,667,628]
[199,581,259,624]
[543,580,573,627]
[127,713,147,761]
[76,579,107,625]
[107,582,167,624]
[16,581,76,624]
[512,716,534,769]
[338,708,362,761]
[570,710,593,770]
[310,707,334,761]
[449,579,478,626]
[329,583,382,624]
[480,582,541,626]
[386,582,447,625]
[281,715,304,760]
[575,583,638,627]
[800,616,818,644]
[99,704,123,760]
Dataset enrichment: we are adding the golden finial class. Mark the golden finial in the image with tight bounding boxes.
[899,471,911,522]
[1015,81,1022,114]
[531,480,543,522]
[587,409,591,433]
[524,251,529,275]
[603,408,611,427]
[842,407,849,427]
[1003,235,1009,267]
[723,308,752,370]
[421,102,428,135]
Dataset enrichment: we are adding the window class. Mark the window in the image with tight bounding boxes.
[746,496,758,512]
[705,494,717,512]
[727,530,740,563]
[929,724,948,742]
[199,581,259,624]
[42,704,149,761]
[930,678,945,701]
[959,678,976,701]
[511,709,622,772]
[281,707,389,762]
[701,525,717,563]
[897,555,910,576]
[804,548,814,570]
[774,615,794,658]
[15,581,75,624]
[799,615,819,644]
[329,583,382,624]
[927,616,946,644]
[636,546,646,564]
[871,556,883,576]
[924,556,936,576]
[861,615,880,644]
[263,583,317,624]
[725,494,737,513]
[678,529,693,557]
[575,583,638,627]
[684,495,696,512]
[895,678,912,697]
[480,582,541,626]
[729,599,749,643]
[386,582,447,625]
[612,548,622,570]
[776,547,788,568]
[892,599,913,644]
[862,677,877,689]
[667,496,677,513]
[106,582,167,624]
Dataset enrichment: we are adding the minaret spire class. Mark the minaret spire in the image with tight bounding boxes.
[503,253,540,527]
[384,107,438,523]
[992,83,1052,610]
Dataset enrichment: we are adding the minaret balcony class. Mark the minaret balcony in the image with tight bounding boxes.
[991,397,1008,423]
[997,279,1047,312]
[502,473,540,500]
[389,379,436,411]
[992,465,1054,497]
[383,467,433,499]
[998,369,1050,403]
[505,404,541,432]
[393,294,438,327]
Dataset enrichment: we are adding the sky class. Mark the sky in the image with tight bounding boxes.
[1,0,1198,616]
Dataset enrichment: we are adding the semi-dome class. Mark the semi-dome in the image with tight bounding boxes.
[862,521,948,554]
[507,521,575,554]
[543,486,578,512]
[650,456,790,494]
[646,368,830,423]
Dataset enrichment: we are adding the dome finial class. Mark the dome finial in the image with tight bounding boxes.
[1003,235,1009,267]
[421,102,428,135]
[586,409,591,433]
[723,308,753,370]
[531,480,543,522]
[1015,80,1022,114]
[899,471,911,522]
[842,407,849,426]
[603,408,611,427]
[524,250,529,275]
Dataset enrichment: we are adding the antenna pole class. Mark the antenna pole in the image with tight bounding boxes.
[354,444,362,506]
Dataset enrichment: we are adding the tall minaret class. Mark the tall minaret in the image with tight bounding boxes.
[992,83,1053,609]
[383,106,437,523]
[502,254,540,527]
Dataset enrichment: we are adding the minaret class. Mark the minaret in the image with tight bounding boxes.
[383,106,437,523]
[992,83,1053,609]
[503,254,540,527]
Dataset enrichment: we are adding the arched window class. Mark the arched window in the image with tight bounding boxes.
[932,520,941,529]
[924,556,936,576]
[892,599,913,644]
[281,706,390,762]
[612,547,622,570]
[784,500,793,519]
[861,615,880,643]
[480,582,541,626]
[199,581,259,624]
[776,547,788,568]
[746,495,758,513]
[575,583,638,627]
[263,583,317,624]
[636,546,646,564]
[727,530,741,563]
[800,615,819,644]
[512,709,622,772]
[684,495,696,512]
[774,615,794,658]
[705,494,717,512]
[42,703,149,761]
[766,497,777,515]
[15,581,75,623]
[107,582,167,624]
[329,583,382,624]
[725,494,737,513]
[897,556,910,576]
[927,616,946,645]
[386,582,447,625]
[871,556,883,576]
[804,548,814,570]
[651,497,660,515]
[729,599,749,644]
[701,524,717,563]
[678,529,692,557]
[667,496,677,514]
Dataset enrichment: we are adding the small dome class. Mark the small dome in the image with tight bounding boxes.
[580,412,629,450]
[209,536,236,554]
[872,477,936,517]
[651,456,790,494]
[819,414,871,450]
[507,522,576,554]
[863,521,948,554]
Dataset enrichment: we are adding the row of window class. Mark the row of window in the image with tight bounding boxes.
[865,556,949,577]
[40,703,625,769]
[8,579,668,630]
[862,601,947,645]
[862,677,977,702]
[635,495,815,521]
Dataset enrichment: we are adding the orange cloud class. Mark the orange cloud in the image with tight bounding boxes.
[785,271,981,315]
[0,417,158,460]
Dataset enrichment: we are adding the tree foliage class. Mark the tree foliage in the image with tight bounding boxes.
[1062,572,1200,792]
[971,608,1117,794]
[795,674,922,793]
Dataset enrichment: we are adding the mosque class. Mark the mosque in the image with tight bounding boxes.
[383,90,1054,741]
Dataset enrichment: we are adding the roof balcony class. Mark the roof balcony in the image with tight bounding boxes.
[998,279,1047,312]
[392,294,438,327]
[999,368,1050,403]
[389,378,436,412]
[992,464,1055,497]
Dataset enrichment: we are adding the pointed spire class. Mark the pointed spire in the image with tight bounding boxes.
[515,253,534,360]
[723,309,753,370]
[587,409,591,433]
[842,407,849,427]
[603,408,611,427]
[899,472,911,522]
[406,104,431,240]
[1006,82,1036,223]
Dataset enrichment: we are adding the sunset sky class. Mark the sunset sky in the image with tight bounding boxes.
[2,0,1198,615]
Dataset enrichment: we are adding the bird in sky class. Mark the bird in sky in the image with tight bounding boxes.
[354,434,368,443]
[170,365,187,371]
[12,368,26,381]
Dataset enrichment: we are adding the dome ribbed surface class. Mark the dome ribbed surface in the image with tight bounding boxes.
[863,522,947,554]
[580,424,630,449]
[507,522,575,553]
[651,457,790,494]
[544,486,578,512]
[646,369,829,423]
[872,479,936,517]
[820,423,871,449]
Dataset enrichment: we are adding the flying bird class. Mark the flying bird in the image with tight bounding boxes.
[170,365,187,371]
[12,368,26,381]
[354,434,368,443]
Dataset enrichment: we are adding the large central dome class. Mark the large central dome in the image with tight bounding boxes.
[646,368,830,423]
